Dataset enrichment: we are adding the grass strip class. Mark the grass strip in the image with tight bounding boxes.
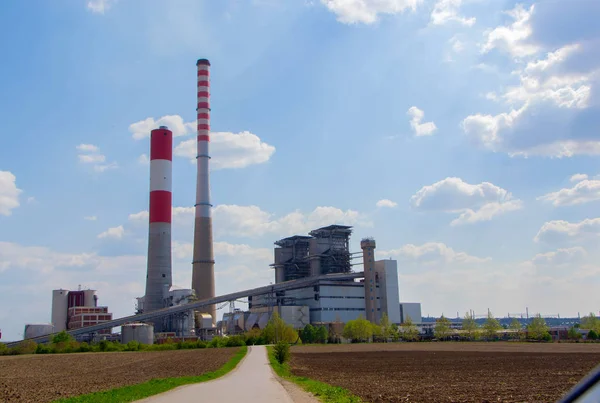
[267,346,364,403]
[54,346,247,403]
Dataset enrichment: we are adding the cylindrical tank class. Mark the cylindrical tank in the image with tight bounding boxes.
[83,290,97,307]
[121,323,154,345]
[24,324,54,339]
[52,289,69,332]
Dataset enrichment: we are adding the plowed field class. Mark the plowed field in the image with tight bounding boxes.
[0,348,238,403]
[290,343,600,403]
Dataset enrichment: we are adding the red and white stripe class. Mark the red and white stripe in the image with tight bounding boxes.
[149,126,172,224]
[196,59,211,218]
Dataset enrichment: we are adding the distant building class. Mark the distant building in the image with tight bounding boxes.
[51,288,113,336]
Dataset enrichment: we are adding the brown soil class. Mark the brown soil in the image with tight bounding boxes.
[0,348,238,403]
[290,343,600,403]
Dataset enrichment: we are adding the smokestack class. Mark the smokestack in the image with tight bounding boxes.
[191,58,216,325]
[361,238,378,324]
[144,125,173,330]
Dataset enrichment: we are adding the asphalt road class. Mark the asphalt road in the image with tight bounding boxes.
[138,345,301,403]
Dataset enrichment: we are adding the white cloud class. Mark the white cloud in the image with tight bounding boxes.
[84,216,98,221]
[530,247,586,267]
[0,171,22,216]
[175,131,276,169]
[481,4,538,57]
[94,162,119,173]
[87,0,116,14]
[0,241,96,274]
[538,180,600,206]
[26,197,36,204]
[138,154,150,165]
[570,173,588,183]
[449,36,464,53]
[407,106,437,136]
[129,115,195,140]
[379,242,490,265]
[213,204,369,238]
[320,0,422,24]
[410,177,522,225]
[76,144,117,172]
[128,211,149,223]
[431,0,475,27]
[376,199,397,208]
[534,217,600,244]
[78,154,106,164]
[76,144,99,153]
[98,225,125,239]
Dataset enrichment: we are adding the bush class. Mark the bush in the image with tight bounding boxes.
[78,342,91,353]
[209,336,227,348]
[196,340,207,349]
[98,340,109,352]
[125,341,141,351]
[273,341,290,365]
[52,330,74,344]
[14,340,37,355]
[0,343,8,356]
[588,330,599,340]
[178,340,198,349]
[226,335,246,347]
[36,344,53,354]
[542,333,553,342]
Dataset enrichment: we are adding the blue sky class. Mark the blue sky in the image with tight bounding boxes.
[1,0,599,341]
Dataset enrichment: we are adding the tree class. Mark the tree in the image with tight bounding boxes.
[509,318,523,340]
[52,330,74,344]
[379,313,393,342]
[263,312,300,344]
[400,316,419,341]
[300,324,316,344]
[527,314,550,341]
[315,326,328,344]
[434,315,452,340]
[343,316,373,342]
[580,313,600,334]
[568,326,582,340]
[462,312,479,341]
[390,323,400,342]
[483,312,502,340]
[588,330,599,340]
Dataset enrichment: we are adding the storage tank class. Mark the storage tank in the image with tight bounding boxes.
[83,290,97,307]
[51,289,69,332]
[121,323,154,345]
[24,324,54,339]
[198,313,213,329]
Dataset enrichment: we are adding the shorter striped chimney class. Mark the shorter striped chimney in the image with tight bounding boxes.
[144,126,173,330]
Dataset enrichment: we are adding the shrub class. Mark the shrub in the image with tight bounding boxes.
[542,333,553,342]
[209,336,227,348]
[588,330,599,340]
[196,340,207,349]
[14,340,37,355]
[36,343,53,354]
[273,341,290,365]
[98,340,109,352]
[179,340,198,349]
[226,335,246,347]
[78,342,91,353]
[52,330,74,344]
[0,343,8,356]
[125,341,141,351]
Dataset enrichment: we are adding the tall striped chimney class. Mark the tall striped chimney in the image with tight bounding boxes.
[144,125,173,331]
[191,58,216,325]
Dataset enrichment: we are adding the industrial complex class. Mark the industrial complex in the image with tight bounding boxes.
[12,57,420,346]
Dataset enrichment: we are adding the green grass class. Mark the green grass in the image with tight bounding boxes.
[54,346,247,403]
[267,346,363,403]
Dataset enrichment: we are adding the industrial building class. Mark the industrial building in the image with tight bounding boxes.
[220,225,420,333]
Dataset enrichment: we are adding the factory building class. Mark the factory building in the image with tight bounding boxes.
[221,225,416,333]
[49,288,113,336]
[136,287,196,337]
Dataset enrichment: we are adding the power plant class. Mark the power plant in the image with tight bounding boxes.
[9,57,421,346]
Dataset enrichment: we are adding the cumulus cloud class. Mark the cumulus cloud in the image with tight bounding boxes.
[570,173,588,183]
[129,115,195,140]
[76,144,117,172]
[175,131,276,169]
[430,0,475,27]
[213,204,369,238]
[376,199,397,208]
[407,106,437,136]
[0,171,22,216]
[464,3,600,158]
[87,0,116,14]
[379,242,490,265]
[534,217,600,244]
[97,225,125,239]
[530,247,586,267]
[410,177,522,225]
[320,0,422,24]
[538,180,600,206]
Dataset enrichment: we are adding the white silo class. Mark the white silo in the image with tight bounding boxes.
[51,289,69,332]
